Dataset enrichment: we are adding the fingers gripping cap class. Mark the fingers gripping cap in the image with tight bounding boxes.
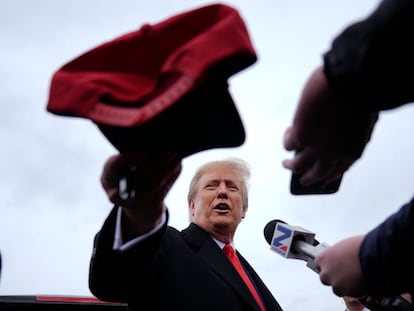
[46,3,257,157]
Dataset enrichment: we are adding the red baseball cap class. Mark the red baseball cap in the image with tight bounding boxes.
[46,3,257,157]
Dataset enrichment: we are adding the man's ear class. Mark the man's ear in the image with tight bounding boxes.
[241,206,247,219]
[188,199,195,222]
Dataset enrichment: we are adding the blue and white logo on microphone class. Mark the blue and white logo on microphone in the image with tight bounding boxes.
[271,223,294,258]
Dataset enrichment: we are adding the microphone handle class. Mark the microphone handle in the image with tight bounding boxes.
[294,240,329,273]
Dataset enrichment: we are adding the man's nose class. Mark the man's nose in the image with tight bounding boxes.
[217,184,228,198]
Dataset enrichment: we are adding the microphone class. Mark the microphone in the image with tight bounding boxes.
[263,219,329,273]
[264,220,414,311]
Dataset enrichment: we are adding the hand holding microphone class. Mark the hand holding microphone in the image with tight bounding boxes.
[263,220,414,311]
[314,235,366,297]
[263,219,365,294]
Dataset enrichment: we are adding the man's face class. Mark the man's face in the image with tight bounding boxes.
[189,166,246,239]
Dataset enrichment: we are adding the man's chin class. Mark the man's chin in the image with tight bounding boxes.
[212,216,234,229]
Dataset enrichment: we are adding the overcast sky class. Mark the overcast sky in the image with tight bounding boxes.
[2,0,414,310]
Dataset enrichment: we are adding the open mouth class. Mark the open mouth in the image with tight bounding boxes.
[213,203,230,211]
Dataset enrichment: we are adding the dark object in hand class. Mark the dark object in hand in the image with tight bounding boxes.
[290,172,342,195]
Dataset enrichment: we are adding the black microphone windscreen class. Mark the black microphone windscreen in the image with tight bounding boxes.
[263,219,286,244]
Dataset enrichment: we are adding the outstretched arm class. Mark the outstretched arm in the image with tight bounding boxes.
[100,151,182,241]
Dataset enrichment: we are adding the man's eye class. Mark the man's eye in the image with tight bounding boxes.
[227,183,238,189]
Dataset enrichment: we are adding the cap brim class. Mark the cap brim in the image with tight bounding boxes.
[96,78,245,157]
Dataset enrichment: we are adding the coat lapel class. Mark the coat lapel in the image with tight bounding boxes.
[182,223,263,311]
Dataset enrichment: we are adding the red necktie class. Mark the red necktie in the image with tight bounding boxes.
[223,244,266,311]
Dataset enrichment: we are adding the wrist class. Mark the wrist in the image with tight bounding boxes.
[121,203,166,239]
